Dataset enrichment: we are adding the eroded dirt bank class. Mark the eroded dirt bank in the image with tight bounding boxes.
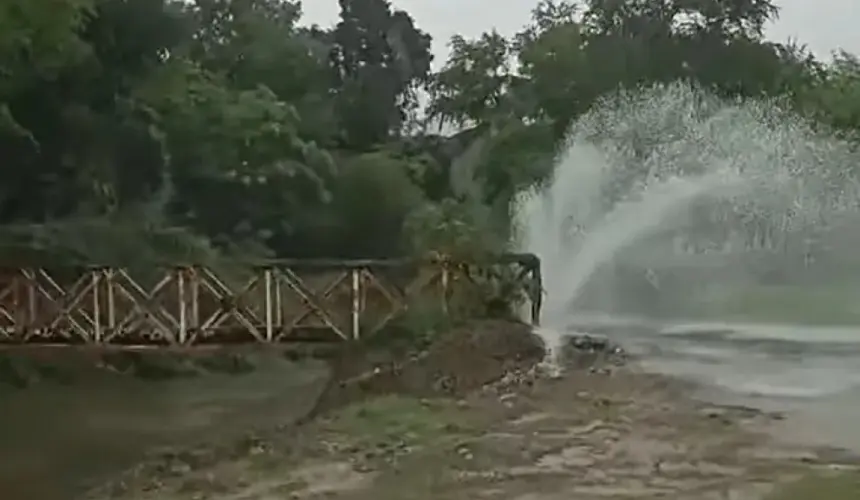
[72,320,860,500]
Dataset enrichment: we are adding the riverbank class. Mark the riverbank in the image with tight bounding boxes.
[0,349,330,500]
[73,322,860,500]
[2,320,858,499]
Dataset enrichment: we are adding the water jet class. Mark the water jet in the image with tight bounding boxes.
[514,83,860,404]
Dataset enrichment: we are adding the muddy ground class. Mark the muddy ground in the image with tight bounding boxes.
[3,320,860,499]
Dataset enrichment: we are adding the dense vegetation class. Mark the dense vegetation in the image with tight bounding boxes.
[2,0,859,266]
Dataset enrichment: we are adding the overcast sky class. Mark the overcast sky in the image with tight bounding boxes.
[301,0,858,65]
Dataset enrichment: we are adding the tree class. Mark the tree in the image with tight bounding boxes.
[330,0,432,148]
[0,0,857,269]
[0,0,184,223]
[428,31,514,129]
[801,52,860,133]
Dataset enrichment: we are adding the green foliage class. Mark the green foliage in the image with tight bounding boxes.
[766,471,860,500]
[0,0,858,282]
[799,52,860,135]
[445,265,534,321]
[331,0,433,147]
[324,394,473,450]
[403,199,501,258]
[330,149,427,257]
[361,299,455,355]
[428,31,514,128]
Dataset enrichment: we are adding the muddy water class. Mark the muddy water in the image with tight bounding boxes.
[0,352,329,500]
[564,316,860,453]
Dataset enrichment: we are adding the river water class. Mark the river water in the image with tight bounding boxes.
[564,314,860,452]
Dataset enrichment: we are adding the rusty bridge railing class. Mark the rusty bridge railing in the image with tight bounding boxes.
[0,254,541,348]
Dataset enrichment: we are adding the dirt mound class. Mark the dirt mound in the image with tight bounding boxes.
[305,319,545,420]
[401,319,546,392]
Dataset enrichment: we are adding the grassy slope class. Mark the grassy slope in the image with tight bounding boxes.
[766,470,860,500]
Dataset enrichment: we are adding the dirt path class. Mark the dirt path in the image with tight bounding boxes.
[86,337,860,499]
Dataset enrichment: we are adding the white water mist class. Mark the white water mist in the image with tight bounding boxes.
[514,83,860,359]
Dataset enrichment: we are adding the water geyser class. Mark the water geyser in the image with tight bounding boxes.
[515,83,860,356]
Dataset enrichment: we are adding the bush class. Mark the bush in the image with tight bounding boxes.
[330,150,428,258]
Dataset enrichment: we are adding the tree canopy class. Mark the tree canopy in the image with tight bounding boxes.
[0,0,857,265]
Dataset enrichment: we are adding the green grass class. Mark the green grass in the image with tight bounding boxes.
[324,395,477,449]
[766,470,860,500]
